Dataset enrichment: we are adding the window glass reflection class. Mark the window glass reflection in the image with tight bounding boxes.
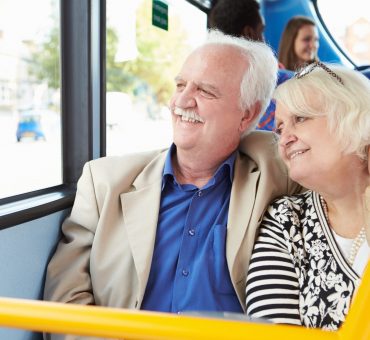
[318,0,370,65]
[0,0,61,199]
[106,0,207,156]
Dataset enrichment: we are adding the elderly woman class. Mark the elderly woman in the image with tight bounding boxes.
[245,62,370,330]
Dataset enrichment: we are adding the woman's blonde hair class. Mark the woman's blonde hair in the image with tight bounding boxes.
[273,64,370,160]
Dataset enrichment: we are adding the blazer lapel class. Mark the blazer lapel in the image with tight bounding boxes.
[226,153,260,293]
[120,152,166,302]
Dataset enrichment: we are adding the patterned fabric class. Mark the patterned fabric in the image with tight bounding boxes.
[256,69,294,131]
[246,190,361,330]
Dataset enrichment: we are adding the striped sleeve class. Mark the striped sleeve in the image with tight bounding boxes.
[245,206,301,325]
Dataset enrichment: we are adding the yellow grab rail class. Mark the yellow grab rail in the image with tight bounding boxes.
[0,298,333,340]
[0,262,368,339]
[338,260,370,340]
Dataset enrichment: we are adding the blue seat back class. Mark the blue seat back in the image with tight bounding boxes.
[256,69,294,131]
[0,209,69,340]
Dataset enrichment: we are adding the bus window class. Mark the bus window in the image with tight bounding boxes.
[106,0,207,156]
[317,0,370,66]
[0,0,61,199]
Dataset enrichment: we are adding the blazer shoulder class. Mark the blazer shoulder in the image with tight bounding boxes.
[90,148,167,170]
[239,131,281,169]
[239,130,301,195]
[82,148,168,190]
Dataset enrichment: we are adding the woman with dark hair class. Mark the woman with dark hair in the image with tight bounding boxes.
[278,16,319,71]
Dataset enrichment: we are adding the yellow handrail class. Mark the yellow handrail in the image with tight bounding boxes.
[0,262,368,339]
[337,261,370,340]
[0,298,333,340]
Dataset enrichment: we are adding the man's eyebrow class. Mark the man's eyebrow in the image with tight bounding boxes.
[197,82,221,95]
[174,76,184,82]
[173,77,221,96]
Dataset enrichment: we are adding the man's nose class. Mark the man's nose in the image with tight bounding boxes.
[175,85,196,108]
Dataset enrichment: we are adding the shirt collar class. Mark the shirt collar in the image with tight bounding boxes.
[162,144,236,190]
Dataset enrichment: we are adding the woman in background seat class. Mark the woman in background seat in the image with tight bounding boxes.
[278,16,319,71]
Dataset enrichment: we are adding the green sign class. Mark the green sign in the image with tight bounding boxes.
[152,0,168,31]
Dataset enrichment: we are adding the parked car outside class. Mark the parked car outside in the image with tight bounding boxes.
[16,109,60,142]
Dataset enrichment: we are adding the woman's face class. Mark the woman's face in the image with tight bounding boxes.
[275,101,364,191]
[294,24,319,66]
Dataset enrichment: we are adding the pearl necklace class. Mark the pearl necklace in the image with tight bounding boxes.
[320,195,366,266]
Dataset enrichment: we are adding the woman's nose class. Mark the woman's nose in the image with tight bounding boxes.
[279,128,297,147]
[309,39,318,50]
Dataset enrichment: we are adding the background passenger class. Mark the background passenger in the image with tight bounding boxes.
[44,30,300,340]
[209,0,265,43]
[278,16,319,71]
[209,0,294,131]
[245,62,370,330]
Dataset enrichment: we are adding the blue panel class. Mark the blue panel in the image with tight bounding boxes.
[0,209,70,340]
[360,67,370,79]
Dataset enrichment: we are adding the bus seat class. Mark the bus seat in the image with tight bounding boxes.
[359,67,370,80]
[0,209,69,340]
[256,68,294,131]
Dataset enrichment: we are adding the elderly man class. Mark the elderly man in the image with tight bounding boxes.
[44,30,299,329]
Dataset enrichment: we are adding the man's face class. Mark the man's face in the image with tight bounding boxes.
[169,45,251,158]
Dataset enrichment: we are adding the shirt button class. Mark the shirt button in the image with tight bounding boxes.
[197,190,203,197]
[182,269,189,277]
[188,228,195,236]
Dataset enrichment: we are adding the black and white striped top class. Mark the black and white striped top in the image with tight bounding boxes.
[245,190,361,330]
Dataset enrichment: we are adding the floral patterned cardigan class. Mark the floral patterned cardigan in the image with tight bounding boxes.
[245,190,361,330]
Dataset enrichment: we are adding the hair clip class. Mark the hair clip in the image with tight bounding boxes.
[294,61,344,85]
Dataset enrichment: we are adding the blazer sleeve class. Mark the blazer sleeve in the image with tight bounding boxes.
[44,162,98,306]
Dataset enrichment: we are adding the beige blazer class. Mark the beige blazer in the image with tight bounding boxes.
[44,131,299,320]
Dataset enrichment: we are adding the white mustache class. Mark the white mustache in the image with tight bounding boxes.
[173,107,204,123]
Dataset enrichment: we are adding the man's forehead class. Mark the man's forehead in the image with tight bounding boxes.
[181,44,248,73]
[175,44,247,91]
[193,43,245,59]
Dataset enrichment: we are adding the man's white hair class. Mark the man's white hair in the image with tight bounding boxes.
[202,29,279,133]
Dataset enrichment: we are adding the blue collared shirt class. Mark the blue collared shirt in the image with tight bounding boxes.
[141,144,243,313]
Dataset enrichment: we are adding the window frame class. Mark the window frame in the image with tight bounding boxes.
[0,0,210,230]
[0,0,104,229]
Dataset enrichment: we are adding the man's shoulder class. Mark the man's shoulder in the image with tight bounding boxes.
[84,148,168,187]
[238,130,290,185]
[90,148,167,170]
[239,130,279,162]
[237,130,302,197]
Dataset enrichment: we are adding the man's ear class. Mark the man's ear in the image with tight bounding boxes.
[242,25,256,40]
[239,102,261,133]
